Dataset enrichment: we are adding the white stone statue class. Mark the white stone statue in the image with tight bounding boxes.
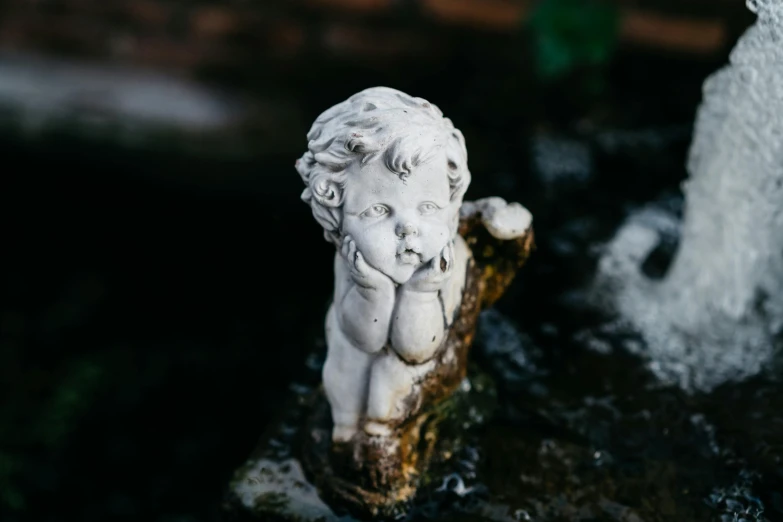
[296,87,471,443]
[296,87,532,444]
[223,87,534,519]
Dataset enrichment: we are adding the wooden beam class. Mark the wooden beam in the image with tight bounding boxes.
[620,9,727,54]
[421,0,529,31]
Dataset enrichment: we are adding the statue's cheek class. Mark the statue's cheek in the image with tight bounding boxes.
[422,220,454,247]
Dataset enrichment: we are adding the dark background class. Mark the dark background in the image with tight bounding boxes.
[0,1,758,521]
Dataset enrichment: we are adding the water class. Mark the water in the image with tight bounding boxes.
[592,0,783,392]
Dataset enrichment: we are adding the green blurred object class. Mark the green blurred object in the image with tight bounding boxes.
[0,355,108,512]
[0,452,24,511]
[529,0,620,82]
[35,358,105,449]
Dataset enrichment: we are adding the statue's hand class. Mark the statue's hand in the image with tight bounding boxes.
[341,235,394,298]
[405,241,454,294]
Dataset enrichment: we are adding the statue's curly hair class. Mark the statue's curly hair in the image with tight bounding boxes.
[295,87,471,245]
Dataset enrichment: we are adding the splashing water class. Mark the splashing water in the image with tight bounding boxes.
[591,0,783,392]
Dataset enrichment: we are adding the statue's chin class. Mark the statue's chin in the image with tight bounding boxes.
[385,263,419,286]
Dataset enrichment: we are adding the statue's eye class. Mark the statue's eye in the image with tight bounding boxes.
[361,204,390,218]
[419,202,440,215]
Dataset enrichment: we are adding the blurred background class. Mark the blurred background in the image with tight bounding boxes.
[0,1,759,522]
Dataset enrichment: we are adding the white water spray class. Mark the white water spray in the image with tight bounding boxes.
[593,0,783,391]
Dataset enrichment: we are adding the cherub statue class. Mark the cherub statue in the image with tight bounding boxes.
[295,87,533,516]
[296,87,472,443]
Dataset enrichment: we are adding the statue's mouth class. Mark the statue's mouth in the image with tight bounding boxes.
[397,249,421,265]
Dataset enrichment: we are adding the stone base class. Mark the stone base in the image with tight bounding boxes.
[222,368,497,521]
[302,391,451,519]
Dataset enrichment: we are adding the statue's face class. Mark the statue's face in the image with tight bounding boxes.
[341,152,458,285]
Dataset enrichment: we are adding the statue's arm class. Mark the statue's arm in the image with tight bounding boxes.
[389,290,445,364]
[333,253,394,354]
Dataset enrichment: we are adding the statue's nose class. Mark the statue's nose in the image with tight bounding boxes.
[396,222,418,237]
